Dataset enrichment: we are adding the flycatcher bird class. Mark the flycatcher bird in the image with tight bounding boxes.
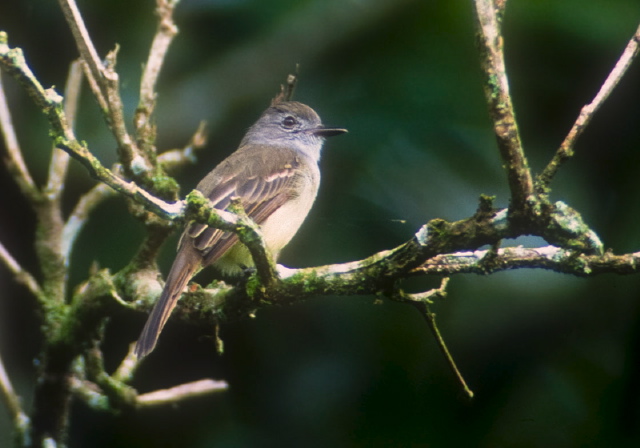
[135,101,347,357]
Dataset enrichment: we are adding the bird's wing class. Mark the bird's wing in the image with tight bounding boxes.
[181,145,306,267]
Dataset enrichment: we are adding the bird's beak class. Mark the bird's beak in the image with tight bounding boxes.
[311,126,348,138]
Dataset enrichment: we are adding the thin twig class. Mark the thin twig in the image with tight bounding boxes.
[393,280,474,399]
[80,59,108,112]
[0,69,38,200]
[56,0,147,172]
[69,377,110,412]
[157,120,207,171]
[137,379,228,407]
[537,22,640,190]
[473,0,534,211]
[139,0,179,105]
[135,0,180,154]
[0,241,42,297]
[84,344,138,408]
[55,0,104,86]
[62,182,114,261]
[46,59,83,196]
[112,343,141,384]
[419,279,474,399]
[420,302,474,400]
[0,354,30,442]
[0,353,23,420]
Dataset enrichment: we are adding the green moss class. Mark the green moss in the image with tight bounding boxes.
[478,194,496,211]
[51,134,67,147]
[150,171,179,201]
[280,269,336,298]
[83,393,110,412]
[487,73,500,100]
[44,87,64,108]
[298,270,322,295]
[547,201,603,254]
[426,219,451,241]
[185,190,208,213]
[562,253,592,275]
[40,303,71,343]
[244,274,264,299]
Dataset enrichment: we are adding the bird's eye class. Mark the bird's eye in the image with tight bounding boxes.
[282,115,297,128]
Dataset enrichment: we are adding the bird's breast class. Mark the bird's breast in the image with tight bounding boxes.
[261,165,319,255]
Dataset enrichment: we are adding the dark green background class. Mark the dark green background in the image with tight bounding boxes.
[1,0,640,446]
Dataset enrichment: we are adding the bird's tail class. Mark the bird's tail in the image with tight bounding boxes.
[134,249,202,358]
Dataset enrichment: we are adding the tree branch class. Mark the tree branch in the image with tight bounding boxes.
[56,0,148,174]
[156,120,207,171]
[0,241,42,298]
[150,238,640,335]
[0,355,30,446]
[537,22,640,190]
[411,245,640,277]
[472,0,534,212]
[388,279,475,400]
[0,70,38,201]
[0,33,183,216]
[136,380,228,408]
[228,199,279,287]
[45,59,83,198]
[112,344,141,384]
[55,0,103,86]
[62,182,115,261]
[135,0,180,156]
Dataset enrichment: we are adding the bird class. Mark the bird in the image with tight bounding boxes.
[134,100,347,357]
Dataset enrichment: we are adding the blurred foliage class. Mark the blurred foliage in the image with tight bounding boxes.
[1,0,640,446]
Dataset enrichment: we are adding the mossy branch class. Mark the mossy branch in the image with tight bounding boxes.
[472,0,533,213]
